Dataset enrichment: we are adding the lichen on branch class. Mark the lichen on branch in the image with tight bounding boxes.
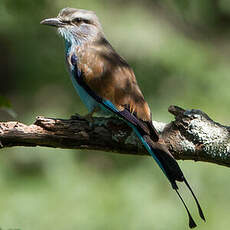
[0,105,229,167]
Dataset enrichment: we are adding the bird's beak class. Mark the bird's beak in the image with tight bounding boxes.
[40,17,65,27]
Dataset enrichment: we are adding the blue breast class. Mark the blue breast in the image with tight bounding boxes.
[65,41,98,113]
[71,74,98,113]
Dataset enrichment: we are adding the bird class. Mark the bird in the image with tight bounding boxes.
[41,8,205,228]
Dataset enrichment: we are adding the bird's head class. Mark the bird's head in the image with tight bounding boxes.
[41,8,103,45]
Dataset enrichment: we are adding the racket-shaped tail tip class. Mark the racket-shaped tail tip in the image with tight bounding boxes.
[189,216,197,228]
[199,209,206,222]
[175,189,197,229]
[183,177,205,222]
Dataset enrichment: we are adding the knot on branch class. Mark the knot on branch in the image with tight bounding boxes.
[166,105,230,165]
[0,105,229,167]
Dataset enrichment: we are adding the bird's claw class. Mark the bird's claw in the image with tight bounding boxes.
[70,113,94,124]
[82,114,94,123]
[71,113,86,121]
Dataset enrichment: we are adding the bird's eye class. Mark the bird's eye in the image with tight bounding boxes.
[73,18,82,24]
[83,19,90,24]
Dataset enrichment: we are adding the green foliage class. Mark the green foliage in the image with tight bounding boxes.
[0,0,230,229]
[0,96,17,118]
[0,95,11,108]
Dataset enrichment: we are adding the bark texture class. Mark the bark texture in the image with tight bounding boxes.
[0,105,229,167]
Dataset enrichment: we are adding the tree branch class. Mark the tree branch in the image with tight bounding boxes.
[0,105,229,167]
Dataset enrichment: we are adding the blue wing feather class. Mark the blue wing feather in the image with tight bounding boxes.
[69,54,167,176]
[68,51,205,226]
[103,99,167,175]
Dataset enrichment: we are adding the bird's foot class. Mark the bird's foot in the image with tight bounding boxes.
[82,113,94,123]
[71,107,99,124]
[70,112,94,124]
[70,113,86,121]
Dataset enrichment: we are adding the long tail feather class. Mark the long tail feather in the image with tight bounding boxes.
[175,189,197,228]
[183,177,206,221]
[147,136,205,223]
[95,98,204,227]
[133,129,205,227]
[72,53,204,227]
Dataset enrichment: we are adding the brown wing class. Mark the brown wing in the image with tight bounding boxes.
[76,39,151,122]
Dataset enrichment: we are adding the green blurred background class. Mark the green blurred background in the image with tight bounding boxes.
[0,0,230,229]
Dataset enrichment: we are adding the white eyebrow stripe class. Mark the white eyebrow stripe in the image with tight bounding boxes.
[71,12,96,21]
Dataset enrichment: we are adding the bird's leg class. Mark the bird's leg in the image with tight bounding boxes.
[71,107,99,123]
[82,108,97,123]
[70,113,85,120]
